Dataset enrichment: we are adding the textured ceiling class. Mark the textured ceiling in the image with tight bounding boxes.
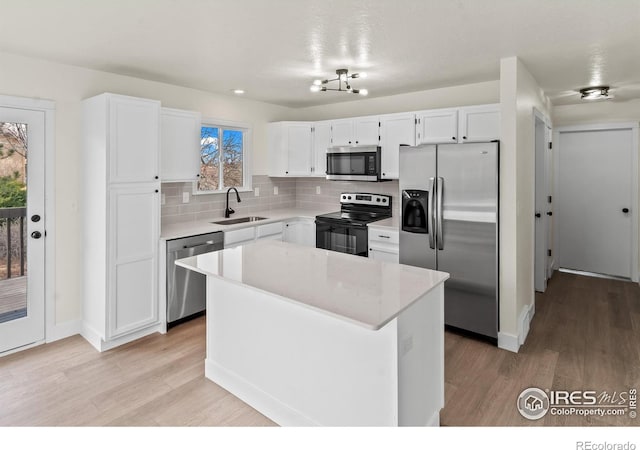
[0,0,638,107]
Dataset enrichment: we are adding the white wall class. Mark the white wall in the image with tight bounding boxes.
[292,81,500,120]
[499,57,551,348]
[0,51,293,327]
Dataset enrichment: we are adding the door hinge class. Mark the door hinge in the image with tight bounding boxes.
[548,195,552,203]
[548,142,552,149]
[378,135,381,141]
[547,249,552,257]
[378,121,381,127]
[415,118,418,125]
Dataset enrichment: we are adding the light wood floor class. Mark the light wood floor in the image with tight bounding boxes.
[0,276,26,316]
[0,271,638,426]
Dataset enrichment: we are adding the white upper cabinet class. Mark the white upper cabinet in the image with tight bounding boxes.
[312,121,332,177]
[331,119,353,146]
[268,122,313,177]
[286,122,313,176]
[160,107,202,182]
[459,104,500,142]
[108,94,161,184]
[353,116,380,145]
[379,113,416,179]
[331,116,380,146]
[416,108,459,144]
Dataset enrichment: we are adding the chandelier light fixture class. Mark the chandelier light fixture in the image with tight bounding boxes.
[310,69,368,96]
[579,86,610,100]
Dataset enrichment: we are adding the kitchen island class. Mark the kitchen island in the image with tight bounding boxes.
[176,240,449,426]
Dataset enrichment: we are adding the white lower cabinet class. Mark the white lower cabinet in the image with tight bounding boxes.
[256,222,284,241]
[224,227,257,248]
[108,185,160,338]
[283,218,315,247]
[368,227,399,263]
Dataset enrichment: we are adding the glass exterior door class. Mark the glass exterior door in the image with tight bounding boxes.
[0,107,45,353]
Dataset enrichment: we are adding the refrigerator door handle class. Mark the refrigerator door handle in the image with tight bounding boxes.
[428,177,436,249]
[436,177,444,250]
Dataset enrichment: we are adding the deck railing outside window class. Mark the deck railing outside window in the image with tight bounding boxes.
[0,207,27,280]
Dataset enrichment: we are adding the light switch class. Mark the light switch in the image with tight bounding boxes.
[254,187,260,197]
[316,186,321,195]
[273,186,279,195]
[182,192,189,203]
[161,193,166,205]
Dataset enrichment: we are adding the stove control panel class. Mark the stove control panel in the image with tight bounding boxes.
[340,193,391,207]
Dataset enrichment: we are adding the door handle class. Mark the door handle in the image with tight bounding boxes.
[535,213,541,218]
[622,208,630,213]
[31,231,42,239]
[31,214,41,222]
[436,177,444,250]
[428,178,435,249]
[546,211,553,216]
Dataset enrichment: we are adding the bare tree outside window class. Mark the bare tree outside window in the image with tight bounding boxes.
[198,125,244,191]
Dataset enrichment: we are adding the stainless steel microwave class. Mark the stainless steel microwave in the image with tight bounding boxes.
[325,145,385,182]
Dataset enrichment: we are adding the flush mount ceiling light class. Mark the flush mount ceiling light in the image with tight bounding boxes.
[310,69,368,96]
[232,89,245,95]
[579,86,610,100]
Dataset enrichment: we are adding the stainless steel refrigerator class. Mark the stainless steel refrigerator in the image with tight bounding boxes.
[399,142,499,341]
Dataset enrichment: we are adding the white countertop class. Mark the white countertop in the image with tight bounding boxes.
[160,207,334,240]
[368,216,400,231]
[175,240,448,330]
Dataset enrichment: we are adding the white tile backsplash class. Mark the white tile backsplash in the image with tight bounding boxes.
[161,175,399,226]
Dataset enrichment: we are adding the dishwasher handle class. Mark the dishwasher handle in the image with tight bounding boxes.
[172,242,222,260]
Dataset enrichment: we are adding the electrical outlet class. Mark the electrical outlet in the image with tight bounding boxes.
[161,193,166,205]
[254,187,260,197]
[182,192,189,203]
[273,186,279,195]
[316,186,321,195]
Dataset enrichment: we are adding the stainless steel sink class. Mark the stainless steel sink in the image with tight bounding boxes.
[211,216,268,225]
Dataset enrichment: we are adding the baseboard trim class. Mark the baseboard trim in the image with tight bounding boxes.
[46,319,81,343]
[497,331,519,353]
[81,322,162,352]
[205,358,319,427]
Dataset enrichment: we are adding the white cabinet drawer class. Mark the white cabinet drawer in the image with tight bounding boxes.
[256,222,284,238]
[224,227,256,246]
[368,228,399,245]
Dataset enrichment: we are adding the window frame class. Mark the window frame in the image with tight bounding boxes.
[193,117,252,195]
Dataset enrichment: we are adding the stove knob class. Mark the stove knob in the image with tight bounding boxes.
[342,195,346,200]
[382,198,387,202]
[376,198,381,202]
[347,196,352,200]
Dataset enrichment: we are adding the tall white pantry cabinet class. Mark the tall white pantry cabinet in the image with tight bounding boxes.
[81,93,162,352]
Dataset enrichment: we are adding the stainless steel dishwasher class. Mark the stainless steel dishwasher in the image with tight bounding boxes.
[166,231,224,327]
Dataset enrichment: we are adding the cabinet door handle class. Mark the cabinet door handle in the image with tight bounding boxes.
[452,137,456,140]
[155,176,159,179]
[378,235,390,239]
[463,136,467,140]
[155,189,159,193]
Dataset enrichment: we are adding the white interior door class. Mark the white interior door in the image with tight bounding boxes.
[557,128,635,279]
[0,106,46,353]
[534,116,550,292]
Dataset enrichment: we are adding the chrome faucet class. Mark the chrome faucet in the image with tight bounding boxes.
[225,187,242,218]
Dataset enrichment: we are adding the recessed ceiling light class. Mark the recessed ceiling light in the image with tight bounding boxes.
[232,89,245,95]
[579,86,610,100]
